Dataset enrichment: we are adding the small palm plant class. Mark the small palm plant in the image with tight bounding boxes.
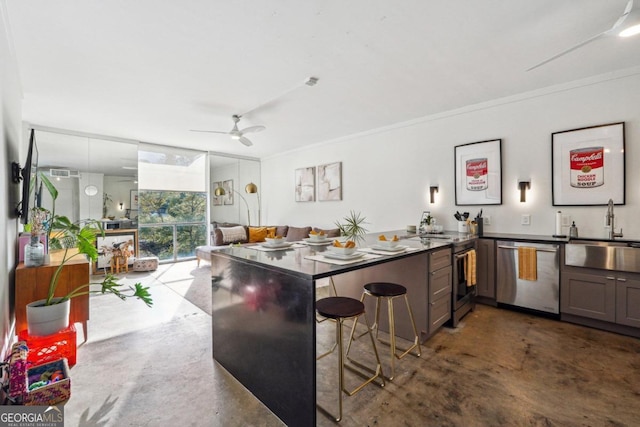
[334,210,368,244]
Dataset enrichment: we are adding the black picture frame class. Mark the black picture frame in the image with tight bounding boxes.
[551,122,625,206]
[454,139,502,206]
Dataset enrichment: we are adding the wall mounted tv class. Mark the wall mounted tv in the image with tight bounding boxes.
[14,129,39,224]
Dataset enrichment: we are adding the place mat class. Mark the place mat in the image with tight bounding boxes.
[300,239,333,246]
[250,243,305,252]
[359,246,421,256]
[305,253,382,265]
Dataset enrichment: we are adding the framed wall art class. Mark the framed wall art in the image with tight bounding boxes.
[552,122,625,206]
[317,161,342,201]
[454,139,502,205]
[295,166,315,202]
[223,179,234,205]
[94,229,138,274]
[130,190,139,210]
[212,181,223,206]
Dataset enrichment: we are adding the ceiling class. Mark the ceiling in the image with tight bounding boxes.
[5,1,640,160]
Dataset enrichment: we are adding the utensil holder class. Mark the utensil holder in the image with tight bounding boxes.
[458,221,468,233]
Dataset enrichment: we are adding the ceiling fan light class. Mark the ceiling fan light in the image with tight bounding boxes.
[230,133,241,140]
[619,23,640,37]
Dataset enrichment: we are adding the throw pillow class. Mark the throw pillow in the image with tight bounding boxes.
[249,227,268,243]
[218,226,248,244]
[266,227,277,238]
[312,227,341,238]
[286,226,312,242]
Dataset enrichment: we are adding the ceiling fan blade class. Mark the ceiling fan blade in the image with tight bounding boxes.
[527,0,634,72]
[527,32,605,71]
[190,129,229,134]
[239,136,253,147]
[240,125,266,134]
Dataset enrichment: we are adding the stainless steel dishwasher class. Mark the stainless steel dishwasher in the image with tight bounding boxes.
[496,240,560,314]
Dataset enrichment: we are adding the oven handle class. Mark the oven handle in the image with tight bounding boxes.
[497,245,558,253]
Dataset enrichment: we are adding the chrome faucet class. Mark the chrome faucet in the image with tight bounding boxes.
[606,199,623,240]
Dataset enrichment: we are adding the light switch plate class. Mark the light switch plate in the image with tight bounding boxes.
[562,215,571,227]
[521,214,531,225]
[483,215,491,226]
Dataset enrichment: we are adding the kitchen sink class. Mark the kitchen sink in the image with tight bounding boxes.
[565,239,640,273]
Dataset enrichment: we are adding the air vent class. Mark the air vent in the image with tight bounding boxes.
[49,169,81,178]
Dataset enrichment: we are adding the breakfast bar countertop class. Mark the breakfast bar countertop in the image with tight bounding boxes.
[211,230,453,280]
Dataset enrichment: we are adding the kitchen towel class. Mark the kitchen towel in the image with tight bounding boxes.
[464,249,477,287]
[518,247,537,281]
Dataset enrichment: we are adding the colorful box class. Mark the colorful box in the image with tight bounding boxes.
[18,325,77,367]
[24,358,71,406]
[7,342,71,406]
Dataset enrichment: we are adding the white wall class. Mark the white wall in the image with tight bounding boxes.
[1,0,23,358]
[262,69,640,239]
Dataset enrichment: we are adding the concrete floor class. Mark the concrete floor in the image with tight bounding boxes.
[64,260,640,426]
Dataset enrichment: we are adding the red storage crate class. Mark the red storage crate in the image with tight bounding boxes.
[18,325,77,367]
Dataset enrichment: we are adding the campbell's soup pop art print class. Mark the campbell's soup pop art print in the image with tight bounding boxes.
[570,146,604,188]
[466,158,488,191]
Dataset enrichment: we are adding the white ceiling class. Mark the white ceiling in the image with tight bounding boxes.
[5,0,640,160]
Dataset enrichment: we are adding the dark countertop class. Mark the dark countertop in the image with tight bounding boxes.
[479,232,569,244]
[211,230,453,280]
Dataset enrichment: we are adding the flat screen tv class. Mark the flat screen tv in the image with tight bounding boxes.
[17,129,38,224]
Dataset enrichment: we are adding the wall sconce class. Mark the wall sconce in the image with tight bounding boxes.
[429,186,439,204]
[518,180,531,203]
[119,202,124,210]
[245,182,261,226]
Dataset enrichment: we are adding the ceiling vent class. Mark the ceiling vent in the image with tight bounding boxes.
[50,169,81,178]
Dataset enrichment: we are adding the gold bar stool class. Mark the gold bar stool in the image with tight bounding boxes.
[348,282,421,380]
[316,296,385,422]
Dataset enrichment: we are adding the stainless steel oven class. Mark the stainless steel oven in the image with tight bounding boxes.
[451,239,477,326]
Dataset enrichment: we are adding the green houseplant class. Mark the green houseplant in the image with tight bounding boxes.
[334,210,368,244]
[26,174,152,335]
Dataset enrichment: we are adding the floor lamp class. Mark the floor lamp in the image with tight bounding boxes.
[215,186,251,226]
[245,182,261,226]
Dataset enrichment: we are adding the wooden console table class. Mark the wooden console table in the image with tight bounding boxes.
[15,258,90,341]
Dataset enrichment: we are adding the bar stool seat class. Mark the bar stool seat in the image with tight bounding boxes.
[316,296,384,422]
[348,282,421,381]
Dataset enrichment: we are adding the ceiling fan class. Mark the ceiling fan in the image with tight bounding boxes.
[191,115,266,147]
[527,0,634,71]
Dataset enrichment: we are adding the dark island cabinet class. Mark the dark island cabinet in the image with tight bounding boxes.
[428,248,452,335]
[476,238,495,300]
[616,273,640,328]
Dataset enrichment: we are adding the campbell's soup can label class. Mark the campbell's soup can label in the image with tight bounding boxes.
[570,147,604,188]
[466,158,488,191]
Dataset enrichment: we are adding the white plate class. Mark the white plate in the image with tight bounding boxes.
[323,251,365,260]
[371,245,407,252]
[302,237,332,245]
[261,241,292,249]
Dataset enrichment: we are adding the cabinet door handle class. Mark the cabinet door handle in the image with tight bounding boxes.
[617,278,627,283]
[606,276,616,280]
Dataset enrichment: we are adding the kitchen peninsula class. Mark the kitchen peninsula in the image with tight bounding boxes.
[210,232,473,426]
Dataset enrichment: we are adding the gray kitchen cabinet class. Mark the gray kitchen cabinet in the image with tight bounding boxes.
[616,273,640,328]
[428,248,452,335]
[561,267,616,322]
[476,238,495,300]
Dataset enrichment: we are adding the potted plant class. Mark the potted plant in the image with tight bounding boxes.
[26,174,152,336]
[334,210,368,244]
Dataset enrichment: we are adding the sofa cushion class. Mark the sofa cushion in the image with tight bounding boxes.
[313,227,341,238]
[275,226,288,238]
[286,226,312,242]
[214,226,248,245]
[212,221,242,229]
[248,227,269,243]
